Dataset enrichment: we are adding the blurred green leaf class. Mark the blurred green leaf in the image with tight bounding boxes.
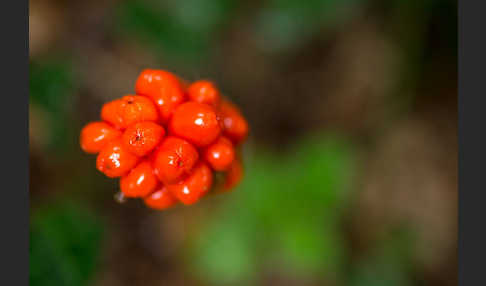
[288,135,355,209]
[114,0,237,65]
[168,0,237,34]
[350,229,415,286]
[115,1,206,61]
[29,59,77,153]
[192,218,257,285]
[351,259,411,286]
[277,219,345,276]
[190,134,356,284]
[30,60,73,113]
[255,0,364,52]
[30,202,103,286]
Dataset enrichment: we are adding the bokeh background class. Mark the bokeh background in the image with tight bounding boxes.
[29,0,457,285]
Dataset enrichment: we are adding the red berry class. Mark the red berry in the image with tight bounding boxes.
[169,102,221,147]
[80,121,122,154]
[152,136,199,184]
[120,161,158,198]
[96,138,139,178]
[223,158,243,190]
[144,185,178,210]
[121,121,165,157]
[187,80,221,107]
[168,162,213,205]
[218,100,249,145]
[101,95,159,129]
[135,69,187,123]
[203,136,235,171]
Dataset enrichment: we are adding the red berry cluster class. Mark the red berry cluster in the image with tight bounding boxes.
[80,69,248,210]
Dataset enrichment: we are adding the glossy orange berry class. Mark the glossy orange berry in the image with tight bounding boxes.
[135,69,187,123]
[218,100,249,145]
[169,102,221,147]
[143,185,178,210]
[223,158,243,190]
[100,99,124,129]
[120,161,158,198]
[152,136,199,184]
[80,121,122,154]
[101,95,159,129]
[187,80,221,107]
[121,121,165,157]
[168,162,213,205]
[203,136,235,171]
[96,138,139,178]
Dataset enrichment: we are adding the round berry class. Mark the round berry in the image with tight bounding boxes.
[99,99,124,129]
[168,162,213,205]
[203,136,235,171]
[223,158,243,190]
[144,185,178,210]
[169,102,221,147]
[80,121,122,154]
[187,80,221,107]
[120,161,158,198]
[101,95,159,129]
[219,100,249,145]
[121,121,165,157]
[135,69,186,123]
[96,138,139,178]
[152,136,199,184]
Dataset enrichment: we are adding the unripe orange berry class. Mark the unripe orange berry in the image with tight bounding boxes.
[80,121,122,154]
[187,80,221,107]
[203,136,235,171]
[121,121,165,157]
[218,100,249,145]
[120,161,158,198]
[169,102,221,147]
[168,162,213,205]
[101,95,159,129]
[223,158,243,190]
[152,136,199,184]
[96,138,139,178]
[135,69,187,123]
[143,185,178,210]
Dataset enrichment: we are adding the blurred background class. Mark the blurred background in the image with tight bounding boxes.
[29,0,457,285]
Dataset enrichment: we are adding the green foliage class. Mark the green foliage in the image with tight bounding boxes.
[30,60,74,113]
[349,230,415,286]
[167,0,237,34]
[30,202,103,286]
[255,0,364,52]
[190,135,356,284]
[114,0,237,65]
[29,59,77,153]
[193,218,258,285]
